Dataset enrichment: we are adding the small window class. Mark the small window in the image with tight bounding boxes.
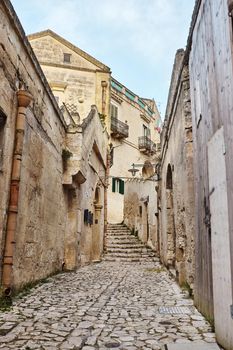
[63,53,71,63]
[111,104,118,119]
[112,178,124,195]
[143,124,150,138]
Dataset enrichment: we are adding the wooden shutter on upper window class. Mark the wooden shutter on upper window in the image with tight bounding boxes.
[112,178,116,192]
[119,179,124,195]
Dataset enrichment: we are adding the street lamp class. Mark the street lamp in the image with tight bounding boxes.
[128,161,161,180]
[128,163,140,177]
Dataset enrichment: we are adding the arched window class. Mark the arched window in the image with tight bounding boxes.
[166,164,173,190]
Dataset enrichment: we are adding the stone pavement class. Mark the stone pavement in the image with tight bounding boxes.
[0,261,220,350]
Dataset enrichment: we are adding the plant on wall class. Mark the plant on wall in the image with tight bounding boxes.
[62,148,73,171]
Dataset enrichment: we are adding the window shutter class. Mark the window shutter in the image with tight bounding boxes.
[112,178,116,192]
[119,179,125,195]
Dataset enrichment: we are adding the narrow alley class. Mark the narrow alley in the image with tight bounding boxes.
[0,253,218,350]
[1,1,233,350]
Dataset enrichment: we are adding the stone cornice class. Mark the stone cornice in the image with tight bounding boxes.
[40,61,107,74]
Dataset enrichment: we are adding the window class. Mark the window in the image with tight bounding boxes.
[143,124,150,138]
[0,108,7,168]
[112,178,124,195]
[111,104,118,119]
[63,53,71,63]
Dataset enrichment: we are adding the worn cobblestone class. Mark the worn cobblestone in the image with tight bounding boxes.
[0,262,218,349]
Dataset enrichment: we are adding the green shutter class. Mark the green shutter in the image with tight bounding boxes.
[112,178,116,192]
[119,179,125,195]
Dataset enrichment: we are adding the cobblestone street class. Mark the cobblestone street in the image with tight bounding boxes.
[0,261,219,350]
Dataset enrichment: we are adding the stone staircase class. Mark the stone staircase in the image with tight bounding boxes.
[103,223,158,262]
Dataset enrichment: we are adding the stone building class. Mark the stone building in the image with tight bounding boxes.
[188,0,233,348]
[0,0,107,294]
[62,105,108,268]
[28,32,161,226]
[124,178,158,251]
[109,78,161,224]
[161,1,233,349]
[28,30,111,129]
[159,50,195,288]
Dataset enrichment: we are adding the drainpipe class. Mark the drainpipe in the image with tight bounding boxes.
[101,81,108,118]
[2,89,33,296]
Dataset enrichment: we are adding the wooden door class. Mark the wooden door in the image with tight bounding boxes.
[208,126,233,349]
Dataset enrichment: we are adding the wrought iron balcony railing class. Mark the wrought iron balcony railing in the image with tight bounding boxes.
[111,117,129,138]
[138,136,156,154]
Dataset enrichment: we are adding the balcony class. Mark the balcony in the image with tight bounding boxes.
[138,136,156,155]
[111,117,129,139]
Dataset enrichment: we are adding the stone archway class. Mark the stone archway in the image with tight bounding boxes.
[166,164,176,267]
[91,186,103,262]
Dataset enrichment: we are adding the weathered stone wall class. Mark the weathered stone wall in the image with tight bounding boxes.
[160,50,195,289]
[78,109,107,265]
[0,1,108,293]
[0,0,68,290]
[189,0,233,346]
[124,179,158,250]
[29,32,108,268]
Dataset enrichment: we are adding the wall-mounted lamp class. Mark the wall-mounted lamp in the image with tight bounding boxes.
[128,161,161,180]
[128,163,140,177]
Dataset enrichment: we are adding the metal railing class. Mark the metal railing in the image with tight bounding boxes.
[111,117,129,138]
[138,136,156,154]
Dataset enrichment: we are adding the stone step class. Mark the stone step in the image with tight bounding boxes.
[105,248,148,254]
[106,244,145,249]
[103,256,158,262]
[106,232,132,237]
[107,236,141,240]
[104,253,155,259]
[105,224,157,263]
[107,231,130,234]
[106,235,140,240]
[107,227,129,230]
[106,242,143,247]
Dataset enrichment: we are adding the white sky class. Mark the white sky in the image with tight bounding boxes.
[11,0,195,118]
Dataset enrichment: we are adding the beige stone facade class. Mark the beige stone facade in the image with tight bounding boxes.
[159,50,195,288]
[28,31,161,227]
[124,179,158,250]
[0,0,107,294]
[28,30,111,129]
[109,79,161,224]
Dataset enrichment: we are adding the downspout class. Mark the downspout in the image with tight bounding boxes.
[101,81,107,117]
[2,89,33,296]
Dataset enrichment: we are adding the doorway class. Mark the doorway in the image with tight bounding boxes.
[92,186,103,261]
